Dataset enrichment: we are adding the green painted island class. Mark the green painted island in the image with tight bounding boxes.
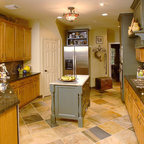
[50,75,90,127]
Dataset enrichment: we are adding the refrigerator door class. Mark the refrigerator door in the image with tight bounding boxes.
[64,46,74,75]
[75,46,89,75]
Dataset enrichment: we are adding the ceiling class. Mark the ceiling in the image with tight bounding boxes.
[0,0,133,29]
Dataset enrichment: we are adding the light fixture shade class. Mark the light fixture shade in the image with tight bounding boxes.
[63,7,79,22]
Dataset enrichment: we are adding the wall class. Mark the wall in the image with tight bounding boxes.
[25,18,66,96]
[107,29,120,43]
[89,28,108,87]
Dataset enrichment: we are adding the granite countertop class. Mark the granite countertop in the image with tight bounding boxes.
[50,75,89,86]
[0,85,19,114]
[125,75,144,104]
[0,72,40,114]
[8,72,40,83]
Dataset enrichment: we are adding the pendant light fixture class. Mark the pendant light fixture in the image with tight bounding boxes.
[63,7,79,22]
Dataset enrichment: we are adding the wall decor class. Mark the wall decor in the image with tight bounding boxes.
[96,36,103,44]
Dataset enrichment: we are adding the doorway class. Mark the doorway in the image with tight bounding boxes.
[109,43,120,82]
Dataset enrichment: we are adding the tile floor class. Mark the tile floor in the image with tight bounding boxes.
[19,83,138,144]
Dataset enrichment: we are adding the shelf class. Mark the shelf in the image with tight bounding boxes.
[66,29,89,46]
[67,44,88,46]
[128,30,144,40]
[67,38,87,40]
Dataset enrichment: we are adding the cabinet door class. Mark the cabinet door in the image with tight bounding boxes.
[136,48,144,62]
[15,26,24,60]
[139,116,144,144]
[55,86,78,118]
[24,28,31,60]
[33,75,40,99]
[0,106,18,144]
[0,22,4,61]
[19,82,34,107]
[4,23,15,61]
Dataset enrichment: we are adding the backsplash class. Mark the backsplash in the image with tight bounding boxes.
[3,61,23,75]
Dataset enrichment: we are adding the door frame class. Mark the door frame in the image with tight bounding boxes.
[40,38,62,97]
[108,42,120,78]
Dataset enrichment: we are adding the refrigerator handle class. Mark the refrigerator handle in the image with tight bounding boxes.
[73,55,75,75]
[74,55,77,76]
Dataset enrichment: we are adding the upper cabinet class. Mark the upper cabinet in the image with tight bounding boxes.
[15,26,24,61]
[4,23,15,61]
[24,28,31,60]
[0,19,31,62]
[66,29,89,46]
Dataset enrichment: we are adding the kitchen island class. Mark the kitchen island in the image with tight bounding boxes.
[50,75,90,127]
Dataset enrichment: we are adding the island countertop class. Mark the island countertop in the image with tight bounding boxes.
[50,75,89,86]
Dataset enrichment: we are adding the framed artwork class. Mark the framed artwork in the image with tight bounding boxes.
[96,36,103,44]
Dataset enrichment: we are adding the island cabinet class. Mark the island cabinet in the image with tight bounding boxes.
[50,75,90,127]
[10,74,40,108]
[0,106,18,144]
[124,78,144,144]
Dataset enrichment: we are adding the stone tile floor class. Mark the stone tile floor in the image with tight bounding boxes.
[19,83,138,144]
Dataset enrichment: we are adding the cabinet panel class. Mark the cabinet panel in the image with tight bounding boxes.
[55,86,78,118]
[0,106,18,144]
[15,26,24,60]
[10,75,40,108]
[4,23,15,61]
[136,48,144,62]
[0,22,4,61]
[19,82,34,107]
[24,28,31,60]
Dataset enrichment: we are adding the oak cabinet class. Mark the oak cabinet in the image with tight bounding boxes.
[0,106,18,144]
[0,22,4,61]
[15,26,24,60]
[24,28,31,60]
[136,48,144,62]
[0,20,31,62]
[124,78,144,144]
[10,74,40,108]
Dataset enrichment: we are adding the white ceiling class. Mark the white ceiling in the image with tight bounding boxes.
[0,0,133,29]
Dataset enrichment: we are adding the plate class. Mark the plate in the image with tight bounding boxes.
[59,78,76,82]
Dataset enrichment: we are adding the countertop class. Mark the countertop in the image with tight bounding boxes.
[125,75,144,104]
[50,75,89,86]
[0,85,19,114]
[0,72,40,114]
[8,72,40,83]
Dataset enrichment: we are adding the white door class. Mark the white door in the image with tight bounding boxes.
[42,39,61,96]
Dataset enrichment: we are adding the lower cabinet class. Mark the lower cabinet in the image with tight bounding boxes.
[0,106,18,144]
[124,79,144,144]
[136,48,144,62]
[10,74,40,108]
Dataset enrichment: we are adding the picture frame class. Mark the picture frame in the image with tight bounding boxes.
[96,36,103,44]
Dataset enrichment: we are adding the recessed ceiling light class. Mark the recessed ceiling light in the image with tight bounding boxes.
[102,13,108,16]
[5,4,20,10]
[100,3,104,6]
[57,16,62,19]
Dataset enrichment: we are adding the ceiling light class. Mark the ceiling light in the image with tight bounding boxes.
[102,13,108,16]
[100,3,104,6]
[5,4,20,10]
[63,7,79,22]
[57,16,62,19]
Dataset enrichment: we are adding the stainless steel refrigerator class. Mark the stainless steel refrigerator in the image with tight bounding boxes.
[64,46,89,75]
